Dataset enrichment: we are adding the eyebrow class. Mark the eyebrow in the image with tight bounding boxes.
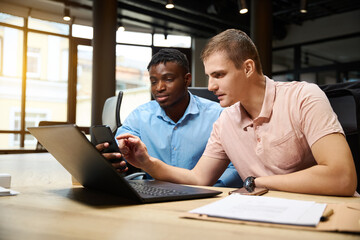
[209,70,225,76]
[149,73,176,79]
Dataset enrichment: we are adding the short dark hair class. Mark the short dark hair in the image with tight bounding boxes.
[201,29,263,74]
[147,49,190,73]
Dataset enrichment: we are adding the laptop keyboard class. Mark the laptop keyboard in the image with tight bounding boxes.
[129,182,188,197]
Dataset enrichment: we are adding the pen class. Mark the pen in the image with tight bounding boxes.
[320,208,334,222]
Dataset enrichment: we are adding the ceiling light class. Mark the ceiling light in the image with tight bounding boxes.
[63,7,71,21]
[238,0,248,14]
[300,0,307,13]
[118,21,125,32]
[166,0,174,9]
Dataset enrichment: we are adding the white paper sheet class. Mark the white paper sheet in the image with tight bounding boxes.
[189,194,326,226]
[0,186,19,196]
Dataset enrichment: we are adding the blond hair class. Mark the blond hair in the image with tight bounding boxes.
[201,29,263,74]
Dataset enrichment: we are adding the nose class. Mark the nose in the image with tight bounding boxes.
[208,77,218,92]
[156,80,166,92]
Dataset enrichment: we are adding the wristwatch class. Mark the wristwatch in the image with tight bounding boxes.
[243,176,256,193]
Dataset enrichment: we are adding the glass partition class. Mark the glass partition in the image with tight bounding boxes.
[116,30,152,45]
[302,37,360,68]
[116,45,152,120]
[0,12,24,26]
[272,48,294,72]
[0,11,192,151]
[73,24,93,39]
[76,45,93,127]
[28,17,69,35]
[0,26,23,133]
[153,34,191,48]
[24,32,69,148]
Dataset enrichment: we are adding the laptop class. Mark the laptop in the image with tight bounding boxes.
[28,124,222,203]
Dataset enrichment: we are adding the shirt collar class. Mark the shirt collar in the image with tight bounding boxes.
[240,76,276,130]
[156,91,199,124]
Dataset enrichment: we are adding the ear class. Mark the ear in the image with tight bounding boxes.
[243,59,255,77]
[184,73,192,87]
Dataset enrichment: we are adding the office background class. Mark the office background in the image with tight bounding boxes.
[0,0,359,153]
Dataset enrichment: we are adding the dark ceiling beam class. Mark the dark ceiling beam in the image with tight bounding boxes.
[117,14,214,38]
[50,0,92,11]
[35,0,360,38]
[119,0,245,29]
[272,0,360,25]
[117,12,219,37]
[144,0,247,28]
[273,0,332,16]
[47,0,221,37]
[272,0,338,25]
[116,1,233,33]
[117,4,218,32]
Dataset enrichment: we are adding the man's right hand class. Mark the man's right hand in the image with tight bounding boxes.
[116,133,151,171]
[95,142,128,172]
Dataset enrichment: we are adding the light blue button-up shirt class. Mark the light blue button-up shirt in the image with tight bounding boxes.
[116,92,242,187]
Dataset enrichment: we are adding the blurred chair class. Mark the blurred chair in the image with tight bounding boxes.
[188,87,219,102]
[102,91,123,135]
[320,81,360,193]
[100,91,143,178]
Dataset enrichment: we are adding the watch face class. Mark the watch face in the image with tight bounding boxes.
[244,176,256,193]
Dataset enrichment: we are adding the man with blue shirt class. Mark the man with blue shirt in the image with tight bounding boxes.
[115,49,242,187]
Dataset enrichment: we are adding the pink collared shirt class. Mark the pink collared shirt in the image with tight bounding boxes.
[203,77,344,180]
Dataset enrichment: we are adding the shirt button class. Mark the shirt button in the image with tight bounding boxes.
[257,138,261,142]
[173,147,176,150]
[174,126,177,130]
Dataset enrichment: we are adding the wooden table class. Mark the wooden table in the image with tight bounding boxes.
[0,153,359,240]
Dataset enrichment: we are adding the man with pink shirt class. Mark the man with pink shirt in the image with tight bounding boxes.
[115,29,357,196]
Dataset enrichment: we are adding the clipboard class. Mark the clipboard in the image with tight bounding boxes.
[181,202,360,233]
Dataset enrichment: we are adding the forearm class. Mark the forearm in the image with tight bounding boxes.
[144,157,203,185]
[144,155,226,186]
[256,133,358,196]
[117,134,226,186]
[255,164,357,196]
